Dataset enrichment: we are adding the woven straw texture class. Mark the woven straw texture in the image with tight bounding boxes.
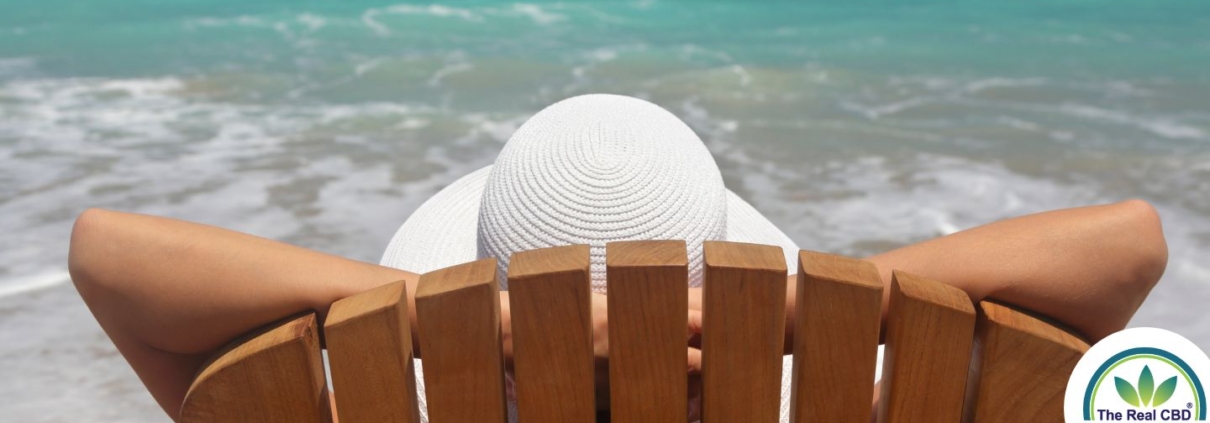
[379,94,805,423]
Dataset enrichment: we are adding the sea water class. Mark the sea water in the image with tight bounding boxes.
[1,1,1208,420]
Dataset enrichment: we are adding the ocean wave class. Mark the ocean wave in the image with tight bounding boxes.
[839,97,931,120]
[296,13,327,31]
[0,75,525,292]
[1057,103,1206,140]
[360,9,392,36]
[0,57,36,79]
[360,3,565,36]
[677,98,1210,346]
[511,3,566,25]
[832,76,1208,143]
[389,4,482,21]
[184,12,343,32]
[181,12,343,50]
[428,62,474,87]
[585,48,620,63]
[184,15,268,30]
[357,5,490,37]
[0,270,70,298]
[3,71,1209,350]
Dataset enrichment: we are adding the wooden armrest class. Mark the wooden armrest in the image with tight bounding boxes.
[180,312,331,423]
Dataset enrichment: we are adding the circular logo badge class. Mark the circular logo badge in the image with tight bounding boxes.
[1066,327,1210,421]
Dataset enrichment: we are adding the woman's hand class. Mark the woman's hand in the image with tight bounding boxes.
[505,289,709,419]
[500,292,616,409]
[590,293,611,409]
[688,309,703,421]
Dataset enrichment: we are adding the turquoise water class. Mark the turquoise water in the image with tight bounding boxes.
[4,0,1210,79]
[1,1,1209,420]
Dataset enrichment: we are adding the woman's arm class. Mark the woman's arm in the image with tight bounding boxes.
[776,199,1168,346]
[865,199,1167,342]
[69,208,420,417]
[68,209,618,419]
[689,199,1167,356]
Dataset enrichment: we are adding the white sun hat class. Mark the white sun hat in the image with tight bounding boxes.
[379,94,815,423]
[380,94,800,291]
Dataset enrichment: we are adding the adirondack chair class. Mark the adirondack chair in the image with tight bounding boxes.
[177,240,1090,423]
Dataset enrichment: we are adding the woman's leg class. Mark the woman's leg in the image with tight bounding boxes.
[68,208,418,418]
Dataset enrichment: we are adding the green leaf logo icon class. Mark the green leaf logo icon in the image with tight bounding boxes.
[1139,366,1154,406]
[1116,365,1180,408]
[1117,376,1141,407]
[1153,376,1178,407]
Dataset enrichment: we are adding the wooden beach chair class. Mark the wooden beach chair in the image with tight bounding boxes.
[178,241,1089,423]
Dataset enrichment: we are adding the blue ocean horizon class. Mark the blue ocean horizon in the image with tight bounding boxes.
[1,1,1208,421]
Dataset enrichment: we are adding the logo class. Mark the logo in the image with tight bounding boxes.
[1066,328,1210,421]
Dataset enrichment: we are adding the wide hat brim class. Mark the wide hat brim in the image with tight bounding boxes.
[380,165,801,280]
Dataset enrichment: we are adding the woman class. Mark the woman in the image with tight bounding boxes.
[69,94,1168,421]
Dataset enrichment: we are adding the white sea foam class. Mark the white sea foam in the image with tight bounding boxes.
[296,13,327,31]
[360,3,565,36]
[0,75,524,292]
[354,57,385,76]
[384,4,482,21]
[361,3,484,36]
[963,77,1046,93]
[840,97,930,120]
[997,115,1040,130]
[0,271,71,298]
[834,76,1209,143]
[585,48,619,62]
[511,3,565,25]
[184,15,268,30]
[679,44,734,64]
[565,44,646,91]
[1058,103,1206,140]
[360,9,392,36]
[428,62,474,87]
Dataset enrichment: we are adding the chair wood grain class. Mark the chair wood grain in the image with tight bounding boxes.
[876,271,976,423]
[606,240,689,423]
[415,258,508,423]
[180,313,331,423]
[325,280,420,423]
[508,245,597,423]
[179,243,1097,423]
[963,301,1089,423]
[789,250,884,423]
[701,241,788,423]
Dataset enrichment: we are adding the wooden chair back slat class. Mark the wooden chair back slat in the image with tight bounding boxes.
[789,250,884,423]
[180,313,331,423]
[963,301,1090,423]
[179,243,1095,423]
[414,258,508,423]
[877,270,977,423]
[701,241,788,422]
[324,280,421,423]
[508,245,597,422]
[605,240,690,422]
